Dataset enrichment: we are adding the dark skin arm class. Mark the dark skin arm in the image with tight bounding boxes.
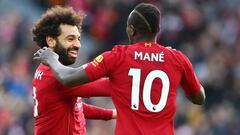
[34,47,206,105]
[187,85,206,105]
[33,47,90,87]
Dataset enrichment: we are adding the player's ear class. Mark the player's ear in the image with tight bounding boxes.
[46,36,56,48]
[129,25,136,36]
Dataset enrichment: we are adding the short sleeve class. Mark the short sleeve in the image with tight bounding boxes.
[179,52,201,97]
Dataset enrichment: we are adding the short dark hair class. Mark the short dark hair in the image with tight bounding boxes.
[32,6,85,48]
[129,3,161,37]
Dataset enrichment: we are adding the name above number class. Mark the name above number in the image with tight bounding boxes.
[134,51,165,62]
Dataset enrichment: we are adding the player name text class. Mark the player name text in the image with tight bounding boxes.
[34,70,44,80]
[134,51,165,62]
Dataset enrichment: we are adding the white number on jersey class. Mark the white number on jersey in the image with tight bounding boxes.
[128,68,170,112]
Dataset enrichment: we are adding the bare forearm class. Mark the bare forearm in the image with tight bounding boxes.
[48,58,90,86]
[188,85,206,105]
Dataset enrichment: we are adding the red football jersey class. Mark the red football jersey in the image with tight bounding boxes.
[32,64,113,135]
[84,42,201,135]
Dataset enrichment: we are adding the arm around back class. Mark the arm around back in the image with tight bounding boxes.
[49,64,90,87]
[33,47,91,87]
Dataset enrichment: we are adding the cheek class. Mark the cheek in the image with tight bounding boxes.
[63,43,72,50]
[60,44,70,53]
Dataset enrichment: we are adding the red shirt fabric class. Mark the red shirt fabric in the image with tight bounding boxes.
[32,64,112,135]
[84,42,201,135]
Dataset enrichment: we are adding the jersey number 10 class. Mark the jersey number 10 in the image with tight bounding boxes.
[128,68,170,112]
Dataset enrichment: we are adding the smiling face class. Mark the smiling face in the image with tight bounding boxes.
[53,24,81,65]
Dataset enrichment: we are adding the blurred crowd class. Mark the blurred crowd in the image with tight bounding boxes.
[0,0,240,135]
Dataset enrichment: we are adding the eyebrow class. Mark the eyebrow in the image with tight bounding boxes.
[64,34,80,39]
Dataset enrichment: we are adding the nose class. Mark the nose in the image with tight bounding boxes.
[73,41,81,48]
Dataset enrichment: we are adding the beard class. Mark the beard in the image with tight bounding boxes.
[53,40,78,66]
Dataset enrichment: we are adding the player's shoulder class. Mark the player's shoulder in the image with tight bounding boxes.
[35,64,52,76]
[107,44,132,57]
[112,43,142,53]
[112,44,129,51]
[32,64,59,88]
[171,49,188,60]
[161,45,185,57]
[36,64,51,71]
[160,45,189,65]
[33,64,54,82]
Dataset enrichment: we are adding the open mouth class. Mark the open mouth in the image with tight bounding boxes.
[68,50,78,58]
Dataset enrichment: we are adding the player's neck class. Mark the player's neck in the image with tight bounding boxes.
[133,36,156,44]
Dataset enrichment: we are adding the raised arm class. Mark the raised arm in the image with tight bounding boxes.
[33,47,90,86]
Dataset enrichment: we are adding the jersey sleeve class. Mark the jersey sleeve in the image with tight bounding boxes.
[82,103,113,120]
[62,78,112,98]
[179,52,201,97]
[84,46,120,81]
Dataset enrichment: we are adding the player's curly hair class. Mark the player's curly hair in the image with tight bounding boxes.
[129,3,161,37]
[32,6,85,48]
